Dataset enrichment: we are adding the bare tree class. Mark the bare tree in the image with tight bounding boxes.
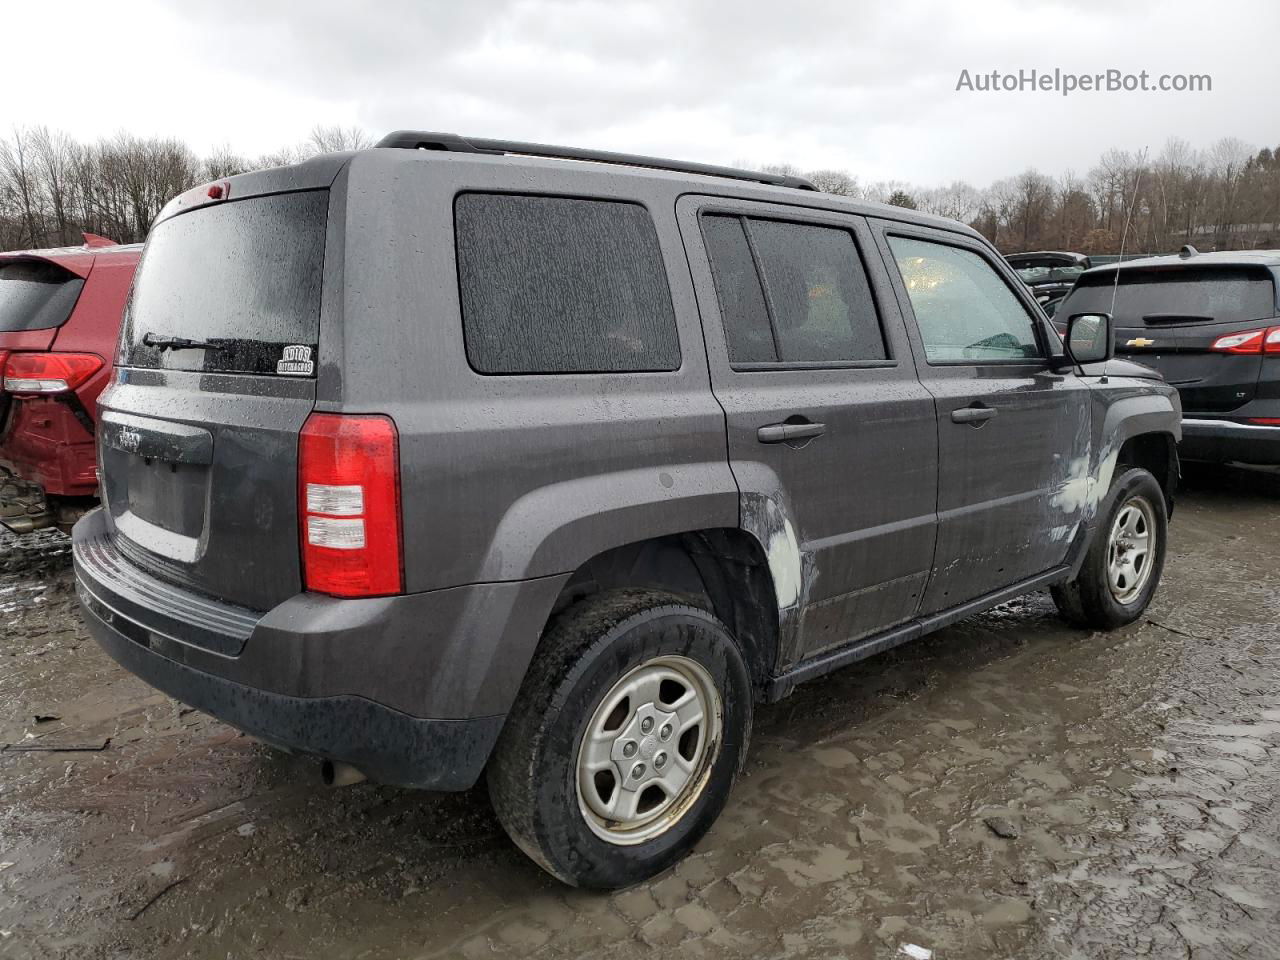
[806,169,860,197]
[308,125,374,155]
[2,127,1278,255]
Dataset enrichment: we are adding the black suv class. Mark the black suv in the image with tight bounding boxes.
[1056,249,1280,464]
[74,132,1181,888]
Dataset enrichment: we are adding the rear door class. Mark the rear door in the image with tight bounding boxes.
[97,189,329,612]
[875,222,1091,613]
[678,196,938,662]
[1058,264,1279,413]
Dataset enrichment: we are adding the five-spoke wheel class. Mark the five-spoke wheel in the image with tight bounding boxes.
[576,656,722,844]
[1106,494,1157,604]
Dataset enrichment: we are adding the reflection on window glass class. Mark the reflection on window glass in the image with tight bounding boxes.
[890,237,1042,362]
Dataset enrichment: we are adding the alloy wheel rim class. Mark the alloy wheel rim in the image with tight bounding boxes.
[1107,494,1157,604]
[576,655,723,845]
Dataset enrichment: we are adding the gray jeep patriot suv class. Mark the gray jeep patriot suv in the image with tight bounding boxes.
[74,132,1181,889]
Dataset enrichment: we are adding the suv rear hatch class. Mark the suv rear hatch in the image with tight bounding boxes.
[98,188,328,612]
[1059,264,1278,412]
[0,256,88,428]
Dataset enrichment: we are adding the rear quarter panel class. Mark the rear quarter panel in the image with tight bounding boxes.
[51,248,140,418]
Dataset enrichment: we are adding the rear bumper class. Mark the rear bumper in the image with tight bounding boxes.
[0,395,98,498]
[1179,418,1280,465]
[73,509,569,789]
[85,608,503,789]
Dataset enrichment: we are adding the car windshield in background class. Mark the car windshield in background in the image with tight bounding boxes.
[0,260,85,332]
[1062,266,1277,325]
[120,190,328,376]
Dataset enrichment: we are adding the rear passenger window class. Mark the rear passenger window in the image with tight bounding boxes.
[455,194,680,374]
[700,214,887,365]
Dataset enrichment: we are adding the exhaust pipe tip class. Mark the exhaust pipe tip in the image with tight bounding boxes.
[320,759,367,787]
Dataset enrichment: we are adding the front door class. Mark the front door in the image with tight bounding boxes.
[678,196,939,664]
[873,222,1092,614]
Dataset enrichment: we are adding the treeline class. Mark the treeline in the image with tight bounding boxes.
[3,126,1278,256]
[769,136,1280,254]
[0,126,371,250]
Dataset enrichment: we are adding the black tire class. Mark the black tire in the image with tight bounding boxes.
[1051,467,1168,630]
[487,588,753,890]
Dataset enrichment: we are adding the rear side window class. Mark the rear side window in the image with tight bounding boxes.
[455,194,680,374]
[1060,267,1276,326]
[888,236,1042,362]
[0,260,85,332]
[700,214,887,365]
[121,191,328,376]
[698,216,775,362]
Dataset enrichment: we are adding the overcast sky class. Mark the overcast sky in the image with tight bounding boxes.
[5,0,1277,187]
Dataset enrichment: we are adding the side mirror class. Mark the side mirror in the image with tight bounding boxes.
[1065,312,1114,365]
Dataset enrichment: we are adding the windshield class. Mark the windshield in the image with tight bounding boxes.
[0,260,85,332]
[120,190,328,375]
[1060,266,1276,326]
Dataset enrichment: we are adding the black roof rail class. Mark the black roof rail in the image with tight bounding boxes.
[374,130,818,192]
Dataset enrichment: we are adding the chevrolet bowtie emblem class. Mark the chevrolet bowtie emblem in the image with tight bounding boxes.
[1126,337,1155,348]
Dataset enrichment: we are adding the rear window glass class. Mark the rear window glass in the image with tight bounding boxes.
[0,260,85,332]
[700,214,887,365]
[455,193,680,374]
[1061,267,1277,326]
[748,219,887,363]
[121,191,328,375]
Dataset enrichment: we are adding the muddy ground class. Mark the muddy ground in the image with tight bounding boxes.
[1,464,1277,960]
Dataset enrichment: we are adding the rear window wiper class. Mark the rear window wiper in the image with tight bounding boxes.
[142,333,226,352]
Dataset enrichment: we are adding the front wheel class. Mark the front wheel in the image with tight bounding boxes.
[487,589,753,889]
[1052,467,1168,630]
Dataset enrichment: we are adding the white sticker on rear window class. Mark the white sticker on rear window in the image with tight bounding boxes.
[277,345,314,376]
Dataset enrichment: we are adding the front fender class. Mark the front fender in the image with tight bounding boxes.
[1090,380,1182,505]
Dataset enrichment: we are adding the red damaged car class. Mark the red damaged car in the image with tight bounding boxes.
[0,236,141,533]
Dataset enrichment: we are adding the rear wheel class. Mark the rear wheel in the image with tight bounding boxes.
[1052,467,1167,629]
[487,589,752,889]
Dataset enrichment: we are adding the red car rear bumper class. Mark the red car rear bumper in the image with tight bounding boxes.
[0,396,98,497]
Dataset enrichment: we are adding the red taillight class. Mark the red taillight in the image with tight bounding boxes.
[2,352,104,393]
[1210,329,1265,353]
[1248,417,1280,426]
[298,413,402,598]
[1210,326,1280,354]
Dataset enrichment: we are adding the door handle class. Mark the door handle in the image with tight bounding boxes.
[757,421,826,444]
[951,405,997,425]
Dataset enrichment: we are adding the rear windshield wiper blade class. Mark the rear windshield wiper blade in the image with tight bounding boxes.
[143,333,226,352]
